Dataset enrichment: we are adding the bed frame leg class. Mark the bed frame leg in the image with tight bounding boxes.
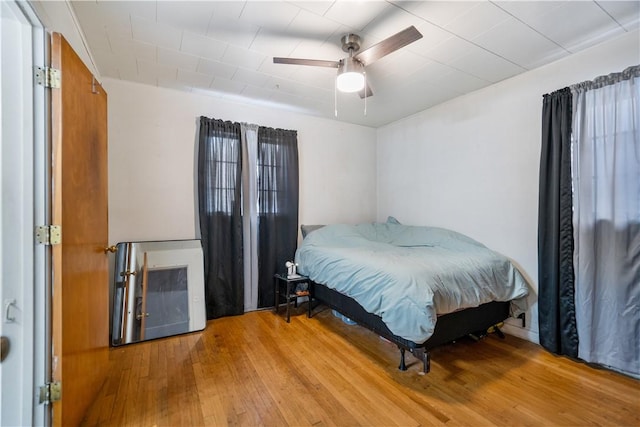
[411,348,430,375]
[487,323,506,339]
[468,333,481,342]
[398,348,407,371]
[399,347,431,374]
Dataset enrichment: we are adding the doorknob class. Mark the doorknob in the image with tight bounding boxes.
[0,336,9,362]
[104,245,117,254]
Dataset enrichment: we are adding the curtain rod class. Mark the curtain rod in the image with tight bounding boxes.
[571,64,639,92]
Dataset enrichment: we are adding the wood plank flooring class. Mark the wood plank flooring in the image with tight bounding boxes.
[82,306,639,426]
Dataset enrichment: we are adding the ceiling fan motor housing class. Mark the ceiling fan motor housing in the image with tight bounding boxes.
[337,57,365,93]
[339,57,364,74]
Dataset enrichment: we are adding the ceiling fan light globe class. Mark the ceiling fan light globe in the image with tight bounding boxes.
[337,71,365,93]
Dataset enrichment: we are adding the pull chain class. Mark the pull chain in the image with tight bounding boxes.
[334,78,338,117]
[364,71,367,116]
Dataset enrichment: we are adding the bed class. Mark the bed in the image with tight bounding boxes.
[295,221,529,373]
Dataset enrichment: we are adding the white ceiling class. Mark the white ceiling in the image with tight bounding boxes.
[70,1,639,127]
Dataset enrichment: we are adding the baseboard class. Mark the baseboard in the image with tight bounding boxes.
[502,322,539,344]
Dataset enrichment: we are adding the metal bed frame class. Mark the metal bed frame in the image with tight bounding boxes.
[310,280,524,374]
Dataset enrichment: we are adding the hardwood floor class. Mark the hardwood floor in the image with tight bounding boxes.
[83,306,639,426]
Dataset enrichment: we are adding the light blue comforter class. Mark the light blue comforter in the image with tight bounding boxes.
[295,223,529,344]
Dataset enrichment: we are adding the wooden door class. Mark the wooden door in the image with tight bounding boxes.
[50,32,109,427]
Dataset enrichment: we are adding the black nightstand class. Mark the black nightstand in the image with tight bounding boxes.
[273,273,311,323]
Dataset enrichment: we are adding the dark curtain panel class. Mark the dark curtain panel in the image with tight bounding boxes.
[256,127,299,308]
[538,88,579,357]
[198,117,244,318]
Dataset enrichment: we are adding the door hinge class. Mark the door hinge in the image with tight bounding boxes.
[35,225,62,245]
[38,381,61,405]
[34,66,61,89]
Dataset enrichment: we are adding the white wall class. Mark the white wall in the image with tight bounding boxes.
[376,29,640,343]
[105,78,377,245]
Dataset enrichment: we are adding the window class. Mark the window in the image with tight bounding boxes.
[198,118,299,315]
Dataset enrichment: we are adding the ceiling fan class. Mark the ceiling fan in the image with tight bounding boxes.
[273,26,423,99]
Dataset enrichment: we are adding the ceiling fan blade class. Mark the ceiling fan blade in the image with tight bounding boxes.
[358,82,373,99]
[273,57,340,68]
[354,26,423,65]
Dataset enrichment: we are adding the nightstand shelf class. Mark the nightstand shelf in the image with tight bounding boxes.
[273,273,311,323]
